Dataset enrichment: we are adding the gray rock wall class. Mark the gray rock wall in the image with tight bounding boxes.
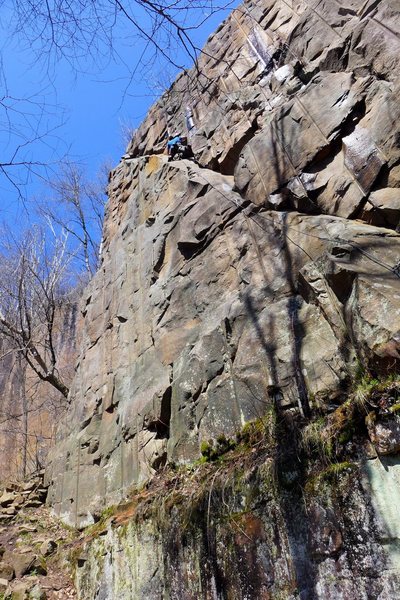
[45,0,400,595]
[46,0,400,527]
[46,153,400,527]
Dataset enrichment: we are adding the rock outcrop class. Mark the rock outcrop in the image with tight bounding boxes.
[74,448,400,600]
[45,0,400,597]
[47,153,400,525]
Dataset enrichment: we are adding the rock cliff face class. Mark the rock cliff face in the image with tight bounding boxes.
[46,0,400,597]
[75,451,400,600]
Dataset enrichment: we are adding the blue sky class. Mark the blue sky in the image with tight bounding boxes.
[0,1,237,226]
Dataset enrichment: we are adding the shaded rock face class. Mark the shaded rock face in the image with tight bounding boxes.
[46,0,400,595]
[75,456,400,600]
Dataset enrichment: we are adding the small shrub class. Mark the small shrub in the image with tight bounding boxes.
[305,461,357,495]
[200,439,219,461]
[215,434,235,454]
[200,435,236,462]
[319,461,357,482]
[236,409,276,450]
[353,375,380,412]
[338,423,354,445]
[301,417,333,460]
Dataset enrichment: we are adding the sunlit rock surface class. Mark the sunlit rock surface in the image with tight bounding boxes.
[46,0,400,597]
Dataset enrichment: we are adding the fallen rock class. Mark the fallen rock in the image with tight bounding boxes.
[16,546,35,555]
[0,493,15,508]
[20,482,37,493]
[12,494,25,507]
[34,489,47,503]
[3,551,36,578]
[0,515,13,525]
[0,561,14,581]
[23,500,43,509]
[5,583,47,600]
[4,483,19,493]
[39,540,57,557]
[0,578,8,594]
[367,417,400,455]
[29,583,46,600]
[31,556,47,576]
[17,525,37,535]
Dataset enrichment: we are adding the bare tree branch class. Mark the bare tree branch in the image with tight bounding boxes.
[39,162,106,277]
[0,226,72,398]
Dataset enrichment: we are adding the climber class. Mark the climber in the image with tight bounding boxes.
[166,135,195,162]
[166,134,182,158]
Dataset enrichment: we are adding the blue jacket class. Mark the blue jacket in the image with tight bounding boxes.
[167,136,181,148]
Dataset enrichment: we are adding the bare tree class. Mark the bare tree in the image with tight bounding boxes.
[0,339,70,478]
[0,52,67,200]
[0,226,72,398]
[39,163,106,278]
[2,0,234,71]
[120,118,137,150]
